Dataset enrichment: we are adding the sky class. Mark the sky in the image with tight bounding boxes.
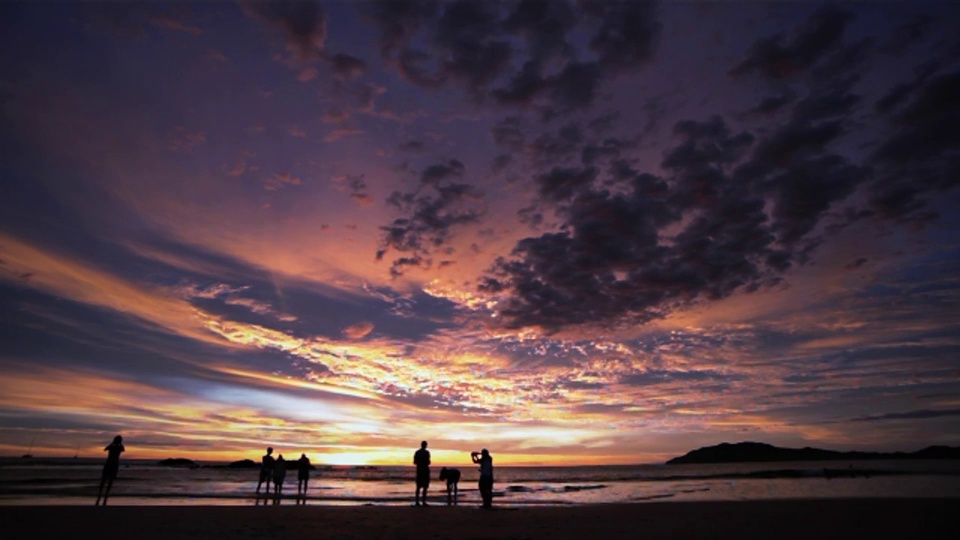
[1,0,959,466]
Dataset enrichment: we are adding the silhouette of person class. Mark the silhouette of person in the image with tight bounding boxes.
[439,467,461,505]
[96,435,125,506]
[413,440,431,506]
[272,454,287,505]
[256,446,275,497]
[297,453,311,503]
[471,448,494,508]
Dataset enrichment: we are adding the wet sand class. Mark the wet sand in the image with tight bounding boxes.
[3,498,954,539]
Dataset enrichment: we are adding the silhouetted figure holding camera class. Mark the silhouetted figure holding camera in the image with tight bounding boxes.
[471,449,493,508]
[439,467,461,505]
[96,435,125,506]
[413,440,431,506]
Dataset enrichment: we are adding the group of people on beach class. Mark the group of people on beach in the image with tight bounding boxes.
[255,447,312,505]
[96,435,495,508]
[414,440,495,508]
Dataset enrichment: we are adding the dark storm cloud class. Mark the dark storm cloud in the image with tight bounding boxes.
[528,122,583,165]
[372,2,953,333]
[879,13,931,55]
[481,94,874,331]
[873,62,938,115]
[490,60,548,106]
[502,0,576,59]
[868,70,960,222]
[581,138,626,166]
[489,1,661,113]
[747,91,797,116]
[398,140,426,153]
[377,160,485,276]
[491,116,525,152]
[365,0,512,97]
[730,3,854,79]
[361,0,438,59]
[764,155,866,248]
[365,1,661,112]
[470,5,885,332]
[851,408,960,423]
[480,172,683,330]
[581,0,661,75]
[845,257,868,270]
[434,1,513,91]
[735,84,868,251]
[535,166,597,202]
[328,53,367,79]
[240,0,326,62]
[619,368,735,387]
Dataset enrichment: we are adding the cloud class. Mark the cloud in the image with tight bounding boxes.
[333,174,373,206]
[322,127,364,142]
[851,408,960,422]
[328,53,367,79]
[241,0,327,63]
[149,14,202,36]
[398,140,426,153]
[377,160,485,276]
[747,91,797,116]
[366,1,661,113]
[169,127,206,153]
[582,0,661,75]
[262,172,301,191]
[342,321,375,339]
[222,151,256,177]
[491,116,525,152]
[730,3,854,79]
[879,13,931,55]
[478,94,876,332]
[0,232,229,348]
[502,0,576,59]
[296,66,318,81]
[868,70,960,223]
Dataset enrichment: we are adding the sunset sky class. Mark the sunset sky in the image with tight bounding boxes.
[1,1,959,466]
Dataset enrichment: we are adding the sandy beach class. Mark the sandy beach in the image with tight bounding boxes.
[2,499,954,539]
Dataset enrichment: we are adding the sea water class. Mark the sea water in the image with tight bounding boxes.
[1,458,958,506]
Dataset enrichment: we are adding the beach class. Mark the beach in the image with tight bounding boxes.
[3,499,954,539]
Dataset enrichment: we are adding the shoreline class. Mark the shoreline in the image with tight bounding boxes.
[3,498,956,539]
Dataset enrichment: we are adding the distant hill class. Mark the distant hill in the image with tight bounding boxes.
[666,442,960,465]
[158,458,198,468]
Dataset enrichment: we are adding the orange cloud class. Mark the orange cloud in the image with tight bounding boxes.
[0,233,231,348]
[342,321,374,339]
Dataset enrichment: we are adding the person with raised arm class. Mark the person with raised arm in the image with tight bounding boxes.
[96,435,125,506]
[471,448,494,508]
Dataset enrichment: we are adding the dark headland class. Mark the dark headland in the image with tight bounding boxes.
[666,441,960,464]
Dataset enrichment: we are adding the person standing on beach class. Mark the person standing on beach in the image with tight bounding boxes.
[296,453,311,503]
[413,440,431,506]
[471,448,494,508]
[96,435,125,506]
[256,446,275,496]
[272,454,287,505]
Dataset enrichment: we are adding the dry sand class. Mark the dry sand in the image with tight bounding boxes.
[3,498,954,539]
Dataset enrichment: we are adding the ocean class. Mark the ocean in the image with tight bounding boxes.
[2,458,958,506]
